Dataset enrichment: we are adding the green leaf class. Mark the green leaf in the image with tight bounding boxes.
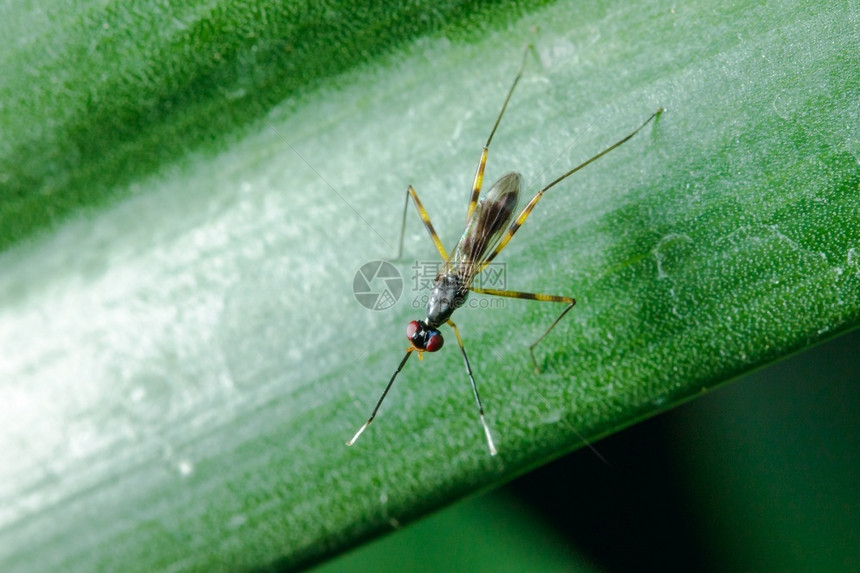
[1,0,857,571]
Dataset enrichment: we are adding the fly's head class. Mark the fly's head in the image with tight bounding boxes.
[406,319,443,355]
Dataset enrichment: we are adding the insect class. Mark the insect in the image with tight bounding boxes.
[347,49,662,455]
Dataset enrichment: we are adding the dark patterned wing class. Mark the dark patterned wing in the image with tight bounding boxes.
[444,172,520,286]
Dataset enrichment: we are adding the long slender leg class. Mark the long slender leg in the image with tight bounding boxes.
[471,287,576,372]
[466,47,532,222]
[346,350,414,447]
[446,319,497,455]
[398,48,534,260]
[479,108,664,270]
[396,185,448,261]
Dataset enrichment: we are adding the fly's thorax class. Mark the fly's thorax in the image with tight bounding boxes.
[426,274,469,327]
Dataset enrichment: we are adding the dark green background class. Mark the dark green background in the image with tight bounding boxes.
[319,329,859,571]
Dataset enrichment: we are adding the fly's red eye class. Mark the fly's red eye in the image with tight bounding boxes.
[425,331,444,352]
[406,321,420,341]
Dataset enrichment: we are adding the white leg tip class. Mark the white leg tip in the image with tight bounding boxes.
[347,422,370,447]
[481,415,497,456]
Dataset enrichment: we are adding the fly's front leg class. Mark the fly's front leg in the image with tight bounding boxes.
[467,46,531,221]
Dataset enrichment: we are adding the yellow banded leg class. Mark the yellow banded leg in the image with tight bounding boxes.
[467,46,531,222]
[478,108,664,270]
[467,147,489,221]
[396,185,448,261]
[470,287,576,373]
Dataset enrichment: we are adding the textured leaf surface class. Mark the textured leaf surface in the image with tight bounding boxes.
[0,0,857,570]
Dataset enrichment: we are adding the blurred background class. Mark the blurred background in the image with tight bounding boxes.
[316,327,859,571]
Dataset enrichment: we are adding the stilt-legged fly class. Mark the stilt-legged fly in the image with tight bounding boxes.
[347,49,662,455]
